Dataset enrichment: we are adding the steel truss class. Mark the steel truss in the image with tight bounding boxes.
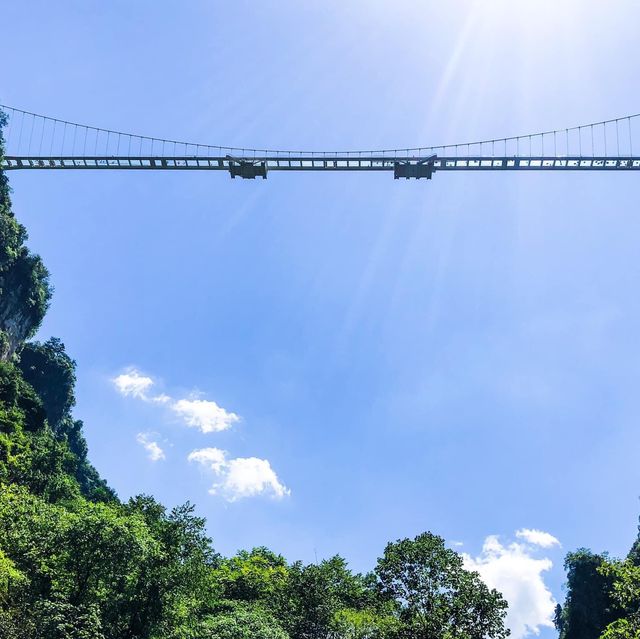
[4,155,640,179]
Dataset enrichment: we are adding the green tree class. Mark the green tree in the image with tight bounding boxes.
[597,560,640,639]
[199,601,288,639]
[628,512,640,567]
[557,549,620,639]
[0,359,46,432]
[282,556,380,639]
[0,361,80,502]
[11,427,80,502]
[18,338,76,430]
[29,596,105,639]
[0,547,27,638]
[215,547,289,604]
[6,337,114,502]
[0,486,222,638]
[375,532,509,639]
[332,607,401,639]
[119,496,220,637]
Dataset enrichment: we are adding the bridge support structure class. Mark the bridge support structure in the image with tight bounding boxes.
[394,155,438,179]
[227,157,268,179]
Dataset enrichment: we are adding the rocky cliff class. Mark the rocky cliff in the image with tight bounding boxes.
[0,111,51,360]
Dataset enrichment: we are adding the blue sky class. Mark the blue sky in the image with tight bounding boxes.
[4,2,640,636]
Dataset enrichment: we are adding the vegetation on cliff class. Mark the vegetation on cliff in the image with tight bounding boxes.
[0,111,51,361]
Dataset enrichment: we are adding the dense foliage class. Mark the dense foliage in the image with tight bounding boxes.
[0,111,512,637]
[376,533,509,639]
[555,522,640,639]
[555,550,620,639]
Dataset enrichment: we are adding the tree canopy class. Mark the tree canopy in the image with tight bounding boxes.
[375,532,510,639]
[556,528,640,639]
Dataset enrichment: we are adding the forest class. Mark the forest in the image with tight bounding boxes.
[0,109,639,638]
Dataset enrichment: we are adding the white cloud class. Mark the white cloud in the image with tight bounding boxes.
[172,398,240,433]
[113,369,155,399]
[187,447,227,472]
[516,529,561,549]
[136,432,166,462]
[188,447,290,502]
[463,533,558,639]
[221,457,290,501]
[112,370,239,433]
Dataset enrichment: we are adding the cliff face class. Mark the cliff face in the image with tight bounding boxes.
[0,213,51,361]
[0,297,33,359]
[0,211,51,361]
[0,253,50,359]
[0,113,51,360]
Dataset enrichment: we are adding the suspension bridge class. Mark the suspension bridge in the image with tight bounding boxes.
[1,105,640,180]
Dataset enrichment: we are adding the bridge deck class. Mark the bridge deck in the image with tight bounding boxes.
[3,156,640,178]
